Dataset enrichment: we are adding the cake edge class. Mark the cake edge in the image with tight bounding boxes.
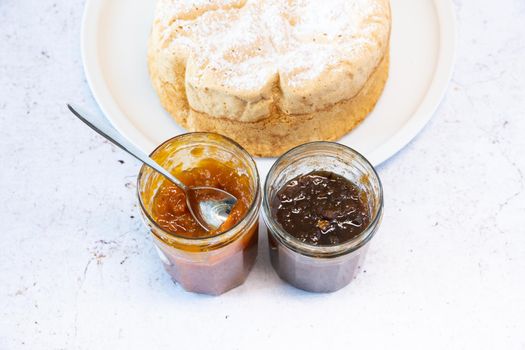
[149,50,390,157]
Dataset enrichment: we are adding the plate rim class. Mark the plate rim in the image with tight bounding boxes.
[81,0,456,166]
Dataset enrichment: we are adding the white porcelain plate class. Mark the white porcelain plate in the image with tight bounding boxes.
[82,0,456,175]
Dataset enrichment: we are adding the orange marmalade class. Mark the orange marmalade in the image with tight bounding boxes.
[151,158,252,238]
[137,133,261,295]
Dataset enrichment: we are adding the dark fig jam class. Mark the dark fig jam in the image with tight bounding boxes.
[272,171,370,246]
[263,142,383,293]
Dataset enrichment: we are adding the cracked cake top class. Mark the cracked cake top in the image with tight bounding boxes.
[149,0,391,122]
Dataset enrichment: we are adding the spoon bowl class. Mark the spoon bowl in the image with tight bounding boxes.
[187,187,238,231]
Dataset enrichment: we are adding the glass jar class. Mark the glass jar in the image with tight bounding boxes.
[137,133,261,295]
[262,142,383,293]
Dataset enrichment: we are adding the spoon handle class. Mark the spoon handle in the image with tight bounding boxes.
[67,104,188,191]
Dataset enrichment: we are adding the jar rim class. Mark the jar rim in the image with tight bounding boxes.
[137,132,261,245]
[262,141,383,258]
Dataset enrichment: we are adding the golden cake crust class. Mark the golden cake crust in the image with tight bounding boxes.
[150,51,389,156]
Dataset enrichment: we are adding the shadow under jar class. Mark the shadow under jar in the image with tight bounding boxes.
[263,142,383,293]
[137,133,261,296]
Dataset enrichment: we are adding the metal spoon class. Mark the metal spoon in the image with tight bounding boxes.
[67,104,237,231]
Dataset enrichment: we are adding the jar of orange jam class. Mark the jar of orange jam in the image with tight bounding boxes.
[137,133,260,295]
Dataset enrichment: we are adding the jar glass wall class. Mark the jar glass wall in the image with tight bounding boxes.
[137,133,261,295]
[263,142,383,293]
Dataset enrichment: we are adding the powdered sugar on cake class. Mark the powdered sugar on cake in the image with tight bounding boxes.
[149,0,390,121]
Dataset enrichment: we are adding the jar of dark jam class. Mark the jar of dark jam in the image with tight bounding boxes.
[262,142,383,293]
[137,133,260,295]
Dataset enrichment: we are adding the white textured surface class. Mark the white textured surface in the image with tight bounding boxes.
[0,0,524,349]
